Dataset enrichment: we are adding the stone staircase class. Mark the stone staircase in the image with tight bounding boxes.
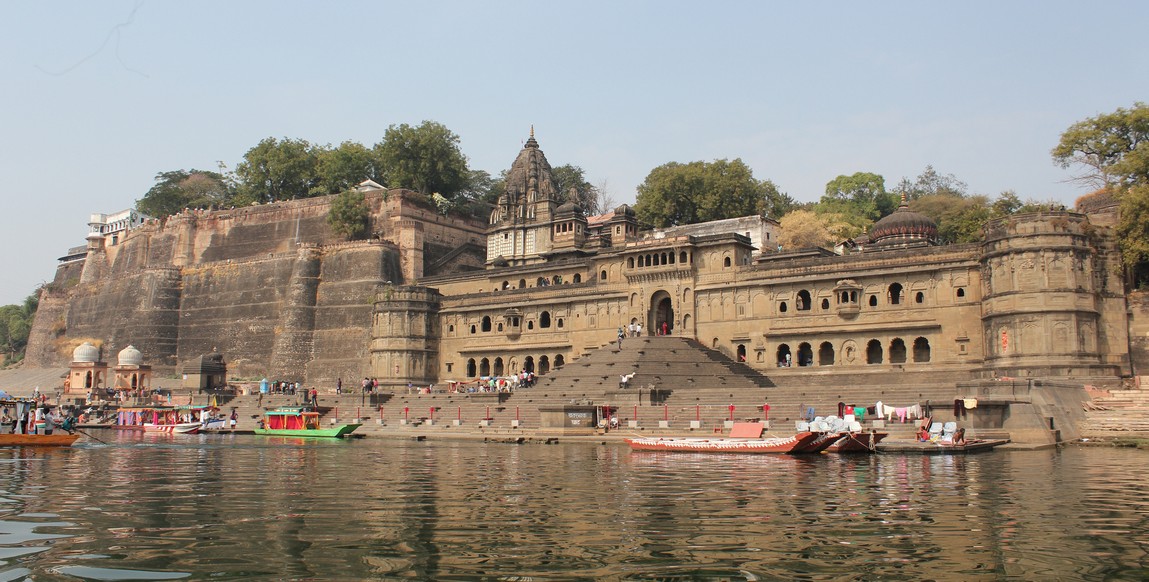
[1080,388,1149,436]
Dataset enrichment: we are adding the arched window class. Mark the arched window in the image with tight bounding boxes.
[448,324,455,333]
[470,325,477,334]
[628,257,635,268]
[888,283,903,305]
[601,270,607,281]
[537,277,546,287]
[573,273,582,283]
[776,344,793,367]
[524,356,535,373]
[913,337,932,362]
[736,344,747,362]
[540,311,551,328]
[779,301,788,313]
[555,354,565,368]
[866,339,883,364]
[797,342,813,366]
[497,323,504,332]
[821,298,830,310]
[723,257,732,268]
[956,288,966,298]
[466,359,477,377]
[481,316,492,332]
[669,252,676,264]
[493,357,504,376]
[889,338,907,363]
[868,295,878,307]
[538,355,550,374]
[527,321,534,330]
[680,251,688,263]
[818,342,835,366]
[797,290,812,311]
[519,279,527,289]
[557,318,564,328]
[915,291,924,304]
[479,358,491,377]
[502,281,510,290]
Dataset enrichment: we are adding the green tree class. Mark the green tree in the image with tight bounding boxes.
[0,291,39,365]
[234,137,321,204]
[313,141,383,196]
[1054,103,1149,272]
[822,172,898,221]
[551,164,599,214]
[327,189,371,240]
[778,209,849,250]
[1053,102,1149,190]
[136,170,232,218]
[375,121,470,198]
[892,165,968,200]
[635,159,781,227]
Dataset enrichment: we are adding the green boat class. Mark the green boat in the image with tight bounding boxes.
[254,407,361,438]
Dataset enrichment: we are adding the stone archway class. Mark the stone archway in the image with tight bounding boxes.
[650,290,674,335]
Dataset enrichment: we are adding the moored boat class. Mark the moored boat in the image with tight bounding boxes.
[625,430,826,454]
[826,431,888,453]
[254,407,361,438]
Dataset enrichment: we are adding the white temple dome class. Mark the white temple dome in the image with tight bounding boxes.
[118,345,143,366]
[72,342,100,363]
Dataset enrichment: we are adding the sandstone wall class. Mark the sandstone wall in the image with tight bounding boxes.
[1129,290,1149,376]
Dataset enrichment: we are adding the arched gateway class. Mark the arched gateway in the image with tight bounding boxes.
[649,290,674,335]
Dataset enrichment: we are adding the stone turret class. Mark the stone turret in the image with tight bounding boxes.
[486,128,565,266]
[980,210,1127,377]
[370,285,441,389]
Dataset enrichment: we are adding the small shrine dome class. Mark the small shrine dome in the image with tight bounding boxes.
[868,195,939,246]
[72,342,100,363]
[118,345,143,366]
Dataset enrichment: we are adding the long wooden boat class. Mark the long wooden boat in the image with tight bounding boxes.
[0,433,80,447]
[826,431,888,453]
[254,407,361,438]
[0,401,80,446]
[625,431,826,454]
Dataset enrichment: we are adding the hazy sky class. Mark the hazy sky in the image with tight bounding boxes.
[2,1,1147,306]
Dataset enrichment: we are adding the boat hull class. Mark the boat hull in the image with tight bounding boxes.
[144,422,202,434]
[625,431,825,454]
[827,432,888,453]
[0,434,80,447]
[254,424,361,438]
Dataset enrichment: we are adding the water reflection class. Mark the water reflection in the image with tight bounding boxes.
[0,433,1143,579]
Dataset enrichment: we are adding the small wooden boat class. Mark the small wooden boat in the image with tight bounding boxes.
[827,431,888,453]
[116,406,212,434]
[0,433,80,447]
[625,431,826,454]
[0,401,80,446]
[254,407,361,438]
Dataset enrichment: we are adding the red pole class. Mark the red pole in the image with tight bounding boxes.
[763,404,770,421]
[404,406,409,420]
[695,405,700,421]
[457,406,462,421]
[664,404,669,421]
[634,405,638,421]
[729,404,735,422]
[430,407,435,421]
[486,405,490,419]
[357,406,360,419]
[379,406,384,420]
[516,406,520,421]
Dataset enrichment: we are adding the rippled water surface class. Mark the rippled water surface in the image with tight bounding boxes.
[0,432,1146,580]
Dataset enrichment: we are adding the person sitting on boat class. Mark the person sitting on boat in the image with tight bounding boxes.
[952,428,967,446]
[59,414,76,434]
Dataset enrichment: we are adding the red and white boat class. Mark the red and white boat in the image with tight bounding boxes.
[116,406,214,434]
[625,423,835,454]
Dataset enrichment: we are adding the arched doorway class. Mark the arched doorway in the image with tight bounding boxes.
[650,290,674,335]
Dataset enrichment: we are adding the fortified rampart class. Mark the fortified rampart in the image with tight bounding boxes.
[26,190,487,385]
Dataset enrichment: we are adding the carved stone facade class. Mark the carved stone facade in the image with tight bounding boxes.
[33,133,1134,394]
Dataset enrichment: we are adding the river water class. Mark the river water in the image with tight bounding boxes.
[0,432,1146,581]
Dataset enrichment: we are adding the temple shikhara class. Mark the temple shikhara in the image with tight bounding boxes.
[23,130,1137,443]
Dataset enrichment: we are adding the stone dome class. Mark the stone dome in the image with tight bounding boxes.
[72,342,100,363]
[118,345,143,366]
[868,196,938,245]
